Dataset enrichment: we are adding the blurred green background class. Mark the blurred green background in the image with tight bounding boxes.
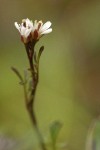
[0,0,100,150]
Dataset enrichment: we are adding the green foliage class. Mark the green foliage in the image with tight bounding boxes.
[37,46,44,63]
[49,121,62,150]
[11,67,24,85]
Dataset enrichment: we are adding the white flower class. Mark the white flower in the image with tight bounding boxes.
[32,20,52,40]
[14,18,33,43]
[14,18,52,43]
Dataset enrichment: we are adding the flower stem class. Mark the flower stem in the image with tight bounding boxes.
[27,104,46,150]
[24,43,46,150]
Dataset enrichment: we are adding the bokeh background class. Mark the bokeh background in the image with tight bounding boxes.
[0,0,100,150]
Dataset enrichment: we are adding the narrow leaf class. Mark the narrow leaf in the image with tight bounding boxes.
[37,46,44,62]
[11,67,24,83]
[24,69,29,84]
[50,121,62,146]
[34,51,37,63]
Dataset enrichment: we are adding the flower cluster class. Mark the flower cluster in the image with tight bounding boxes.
[15,18,52,43]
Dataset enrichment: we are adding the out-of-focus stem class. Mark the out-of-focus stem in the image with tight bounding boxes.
[27,104,46,150]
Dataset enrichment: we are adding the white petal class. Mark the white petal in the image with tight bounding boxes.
[24,28,31,38]
[14,22,20,31]
[26,18,30,23]
[41,28,52,35]
[20,26,26,36]
[33,20,38,29]
[26,18,33,28]
[40,21,52,32]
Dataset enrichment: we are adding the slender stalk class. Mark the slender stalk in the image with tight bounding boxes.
[27,104,46,150]
[24,43,46,150]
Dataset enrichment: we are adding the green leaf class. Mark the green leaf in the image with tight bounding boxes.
[50,121,62,147]
[11,67,24,85]
[37,46,44,63]
[33,51,37,63]
[28,79,33,91]
[23,69,29,84]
